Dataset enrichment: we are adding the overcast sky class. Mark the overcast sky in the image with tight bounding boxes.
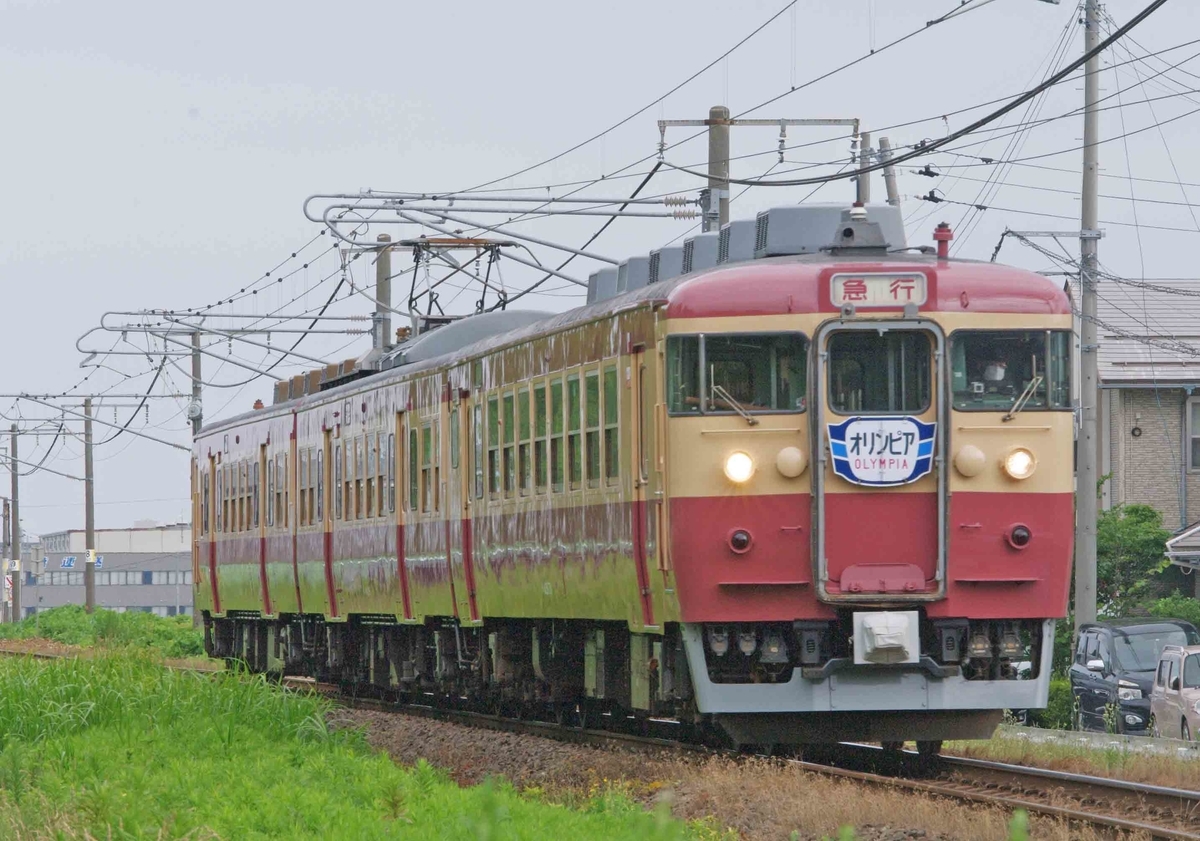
[2,0,1199,537]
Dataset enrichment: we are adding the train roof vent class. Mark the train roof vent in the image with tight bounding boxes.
[682,231,720,274]
[381,309,555,371]
[716,219,756,264]
[616,255,651,294]
[649,245,684,284]
[753,203,907,258]
[587,267,620,304]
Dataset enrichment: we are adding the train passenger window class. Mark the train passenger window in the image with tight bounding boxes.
[384,435,393,514]
[237,464,246,532]
[317,448,325,522]
[518,389,531,494]
[488,396,500,497]
[366,436,376,519]
[217,468,223,534]
[473,405,484,500]
[829,331,930,414]
[551,380,564,493]
[283,455,289,528]
[568,374,582,489]
[376,433,385,516]
[408,428,418,511]
[450,408,460,471]
[603,366,619,485]
[503,393,516,496]
[299,450,309,526]
[666,333,808,414]
[355,438,365,520]
[275,455,285,528]
[202,471,210,535]
[312,447,320,525]
[950,330,1071,411]
[585,371,601,488]
[252,461,260,529]
[267,455,275,527]
[334,444,343,520]
[534,384,548,493]
[421,424,437,513]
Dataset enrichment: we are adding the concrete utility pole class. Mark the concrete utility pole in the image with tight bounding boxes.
[191,331,203,436]
[1074,0,1101,629]
[9,425,18,622]
[856,131,872,205]
[878,137,901,208]
[707,106,731,232]
[376,234,393,350]
[84,398,96,614]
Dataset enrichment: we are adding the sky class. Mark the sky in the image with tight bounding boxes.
[2,0,1199,537]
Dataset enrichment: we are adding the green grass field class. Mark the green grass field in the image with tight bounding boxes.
[0,604,205,659]
[0,654,715,839]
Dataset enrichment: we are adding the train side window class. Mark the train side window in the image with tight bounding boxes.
[267,454,275,527]
[366,435,376,519]
[487,396,500,497]
[409,427,419,512]
[567,374,582,489]
[299,450,309,527]
[503,392,516,496]
[421,425,435,512]
[252,460,260,529]
[604,365,619,485]
[274,456,283,527]
[450,408,460,471]
[518,388,531,494]
[334,444,343,520]
[385,433,394,514]
[551,379,565,493]
[473,404,484,500]
[316,448,325,522]
[667,333,807,414]
[202,470,210,535]
[950,330,1071,411]
[376,432,385,516]
[355,438,365,520]
[283,454,289,528]
[311,447,319,525]
[534,383,548,493]
[237,463,246,531]
[585,371,601,488]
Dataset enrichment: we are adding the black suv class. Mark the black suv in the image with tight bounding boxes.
[1069,618,1200,734]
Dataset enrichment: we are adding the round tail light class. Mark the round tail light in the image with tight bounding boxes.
[1007,524,1032,550]
[729,529,753,554]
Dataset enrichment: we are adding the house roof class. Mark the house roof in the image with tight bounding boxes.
[1071,278,1200,384]
[1166,520,1200,568]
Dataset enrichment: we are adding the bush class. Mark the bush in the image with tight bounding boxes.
[1028,678,1074,730]
[0,605,204,658]
[1149,592,1200,629]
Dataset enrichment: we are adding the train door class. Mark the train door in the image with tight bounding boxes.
[813,319,947,601]
[629,348,656,627]
[446,392,479,622]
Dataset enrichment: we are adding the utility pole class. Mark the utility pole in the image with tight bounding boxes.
[659,112,862,232]
[191,331,203,437]
[1075,0,1101,629]
[376,234,393,349]
[707,106,731,231]
[856,132,872,205]
[879,137,901,208]
[9,425,19,623]
[84,398,96,614]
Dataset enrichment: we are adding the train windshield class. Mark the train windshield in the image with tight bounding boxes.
[950,330,1071,411]
[666,333,807,414]
[828,330,931,414]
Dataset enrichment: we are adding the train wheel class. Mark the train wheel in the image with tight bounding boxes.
[916,740,943,758]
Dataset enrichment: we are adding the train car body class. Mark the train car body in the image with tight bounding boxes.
[193,207,1072,747]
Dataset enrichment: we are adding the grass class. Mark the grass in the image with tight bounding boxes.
[0,653,718,839]
[947,731,1200,790]
[0,604,205,659]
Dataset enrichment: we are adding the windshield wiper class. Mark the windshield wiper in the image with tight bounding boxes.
[1002,375,1043,422]
[710,384,759,426]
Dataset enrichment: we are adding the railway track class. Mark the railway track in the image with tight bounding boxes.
[4,647,1197,838]
[285,676,1200,840]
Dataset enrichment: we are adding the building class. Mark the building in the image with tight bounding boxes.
[23,523,192,618]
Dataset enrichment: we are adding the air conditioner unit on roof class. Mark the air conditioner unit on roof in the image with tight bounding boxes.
[649,245,684,284]
[617,255,652,293]
[753,203,907,258]
[682,232,720,274]
[717,219,756,264]
[586,267,619,304]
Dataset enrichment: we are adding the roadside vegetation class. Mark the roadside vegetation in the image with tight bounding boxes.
[0,604,204,659]
[0,654,716,840]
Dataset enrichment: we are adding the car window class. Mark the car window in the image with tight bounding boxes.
[1075,633,1089,665]
[1185,655,1200,689]
[1157,659,1170,687]
[1169,658,1181,691]
[1085,633,1102,663]
[1114,629,1191,671]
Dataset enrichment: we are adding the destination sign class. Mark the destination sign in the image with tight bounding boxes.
[827,416,936,487]
[831,272,927,308]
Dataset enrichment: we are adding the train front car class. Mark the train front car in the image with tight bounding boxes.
[665,210,1072,749]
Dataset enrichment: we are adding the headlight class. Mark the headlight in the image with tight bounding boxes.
[724,451,755,483]
[1003,448,1037,480]
[1118,678,1142,701]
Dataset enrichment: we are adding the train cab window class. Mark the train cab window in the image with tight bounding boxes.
[534,384,548,493]
[829,331,930,414]
[487,396,500,497]
[603,365,619,485]
[667,333,807,414]
[550,380,565,493]
[567,374,582,489]
[950,330,1071,411]
[518,389,531,494]
[585,371,601,488]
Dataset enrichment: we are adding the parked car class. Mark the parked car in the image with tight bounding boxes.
[1068,618,1200,734]
[1150,644,1200,740]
